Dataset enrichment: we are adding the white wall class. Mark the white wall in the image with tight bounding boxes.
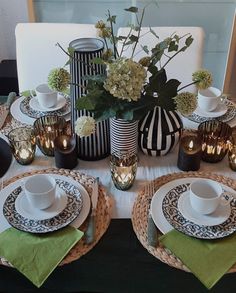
[0,0,29,62]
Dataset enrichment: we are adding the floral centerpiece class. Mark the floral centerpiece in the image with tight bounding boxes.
[70,6,212,139]
[51,5,212,156]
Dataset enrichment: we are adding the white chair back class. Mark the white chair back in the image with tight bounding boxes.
[117,27,205,93]
[15,23,97,92]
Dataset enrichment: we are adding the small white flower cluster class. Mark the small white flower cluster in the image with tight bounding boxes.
[74,116,96,137]
[104,58,147,102]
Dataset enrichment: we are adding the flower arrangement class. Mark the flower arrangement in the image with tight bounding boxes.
[48,67,70,94]
[54,5,213,137]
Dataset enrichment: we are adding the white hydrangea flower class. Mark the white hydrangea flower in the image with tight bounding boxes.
[74,116,96,137]
[104,58,146,102]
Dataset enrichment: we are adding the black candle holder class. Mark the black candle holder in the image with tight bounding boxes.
[54,135,78,169]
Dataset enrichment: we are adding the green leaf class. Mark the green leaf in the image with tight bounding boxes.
[76,96,96,111]
[21,90,35,97]
[107,15,116,23]
[129,35,139,42]
[67,47,75,57]
[173,34,180,42]
[185,35,194,47]
[168,41,178,52]
[149,27,159,39]
[91,57,104,64]
[141,45,149,54]
[124,6,138,13]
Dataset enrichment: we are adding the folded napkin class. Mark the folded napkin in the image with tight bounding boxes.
[159,230,236,289]
[0,226,83,287]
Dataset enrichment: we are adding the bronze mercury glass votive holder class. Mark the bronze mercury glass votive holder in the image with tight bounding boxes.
[7,127,36,165]
[228,144,236,171]
[110,151,138,190]
[34,115,67,156]
[198,120,232,163]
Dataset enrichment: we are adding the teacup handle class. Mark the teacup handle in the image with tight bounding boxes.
[220,192,233,206]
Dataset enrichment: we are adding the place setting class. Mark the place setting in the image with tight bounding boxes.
[10,83,71,125]
[0,168,112,286]
[185,86,236,124]
[132,172,236,289]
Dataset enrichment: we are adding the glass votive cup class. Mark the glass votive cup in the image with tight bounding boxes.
[7,127,36,165]
[34,115,67,156]
[198,120,232,163]
[110,151,138,190]
[228,144,236,171]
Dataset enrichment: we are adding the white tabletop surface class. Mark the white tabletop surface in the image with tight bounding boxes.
[1,132,236,219]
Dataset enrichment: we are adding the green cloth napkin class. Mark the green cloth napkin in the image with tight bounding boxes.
[0,226,83,287]
[159,230,236,289]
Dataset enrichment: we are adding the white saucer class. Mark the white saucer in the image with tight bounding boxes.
[194,103,227,118]
[178,191,231,226]
[29,95,67,112]
[15,188,68,220]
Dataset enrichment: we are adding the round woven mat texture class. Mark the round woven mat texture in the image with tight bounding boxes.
[132,171,236,273]
[0,168,112,267]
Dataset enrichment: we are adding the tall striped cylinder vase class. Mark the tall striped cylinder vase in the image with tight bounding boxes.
[110,118,139,155]
[69,38,110,160]
[138,106,183,156]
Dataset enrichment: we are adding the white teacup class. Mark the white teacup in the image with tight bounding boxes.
[24,174,56,210]
[198,86,222,112]
[189,178,230,215]
[34,84,58,108]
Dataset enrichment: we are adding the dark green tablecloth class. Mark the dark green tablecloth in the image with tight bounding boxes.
[0,219,235,293]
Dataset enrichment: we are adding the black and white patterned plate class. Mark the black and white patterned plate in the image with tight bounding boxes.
[3,179,83,233]
[162,183,236,239]
[20,95,71,119]
[186,100,236,124]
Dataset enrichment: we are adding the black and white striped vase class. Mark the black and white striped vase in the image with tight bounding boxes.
[69,38,110,160]
[110,118,139,155]
[138,106,183,156]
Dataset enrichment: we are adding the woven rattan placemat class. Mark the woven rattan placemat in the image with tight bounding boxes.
[132,171,236,273]
[0,168,112,267]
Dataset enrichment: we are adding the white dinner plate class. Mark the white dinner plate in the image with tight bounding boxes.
[10,97,71,125]
[194,103,227,118]
[178,191,231,226]
[150,178,236,236]
[30,95,67,112]
[0,174,90,233]
[15,186,68,220]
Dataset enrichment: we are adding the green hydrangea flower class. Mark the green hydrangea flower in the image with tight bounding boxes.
[48,68,70,92]
[104,58,147,102]
[192,69,213,90]
[174,92,197,116]
[75,116,96,137]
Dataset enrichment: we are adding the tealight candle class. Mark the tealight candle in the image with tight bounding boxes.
[110,151,138,190]
[177,134,202,171]
[54,135,78,169]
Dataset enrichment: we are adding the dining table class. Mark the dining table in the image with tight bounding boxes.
[1,95,236,292]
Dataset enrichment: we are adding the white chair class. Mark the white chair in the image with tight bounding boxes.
[15,23,97,92]
[117,27,205,92]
